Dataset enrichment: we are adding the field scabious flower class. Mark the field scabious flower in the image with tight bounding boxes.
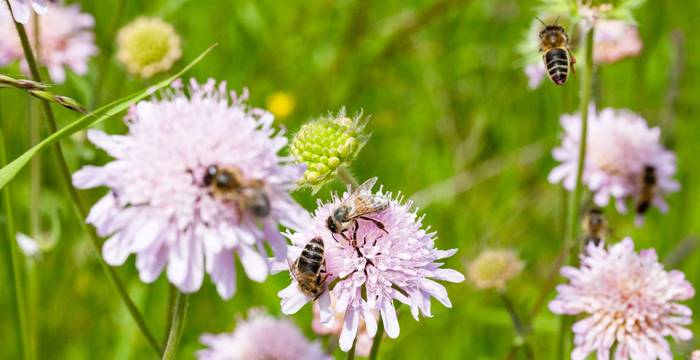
[277,183,464,351]
[549,238,694,360]
[290,109,369,192]
[468,249,524,290]
[117,17,181,78]
[594,20,642,64]
[548,106,679,219]
[0,2,97,83]
[2,0,46,24]
[72,79,308,299]
[197,309,330,360]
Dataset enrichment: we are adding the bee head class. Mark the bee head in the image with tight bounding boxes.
[203,165,218,186]
[326,216,339,233]
[539,25,566,45]
[642,165,656,184]
[247,191,271,218]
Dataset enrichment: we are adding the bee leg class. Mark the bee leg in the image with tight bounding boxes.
[359,216,388,234]
[568,49,577,77]
[352,220,359,246]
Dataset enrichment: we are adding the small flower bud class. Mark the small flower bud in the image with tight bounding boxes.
[290,109,369,191]
[28,90,87,114]
[0,74,49,90]
[468,249,524,290]
[117,17,182,78]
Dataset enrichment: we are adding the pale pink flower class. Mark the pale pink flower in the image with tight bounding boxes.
[548,106,679,221]
[524,62,546,89]
[549,238,694,360]
[0,3,97,83]
[197,309,330,360]
[312,299,374,357]
[72,79,308,299]
[277,182,464,351]
[692,350,700,360]
[594,20,643,64]
[1,0,46,24]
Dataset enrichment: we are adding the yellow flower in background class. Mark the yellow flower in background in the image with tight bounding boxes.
[266,91,295,120]
[117,17,181,78]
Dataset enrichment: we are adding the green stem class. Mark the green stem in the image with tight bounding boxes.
[5,4,162,356]
[345,337,356,360]
[368,319,385,360]
[557,26,595,360]
[337,166,359,189]
[0,115,31,360]
[161,291,189,360]
[499,293,533,360]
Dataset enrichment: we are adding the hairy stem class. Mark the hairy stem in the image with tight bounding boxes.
[0,114,30,360]
[161,291,189,360]
[557,26,595,360]
[368,319,385,360]
[337,166,360,189]
[5,4,162,355]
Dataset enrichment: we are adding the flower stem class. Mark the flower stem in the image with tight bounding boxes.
[0,116,31,360]
[5,4,162,355]
[557,26,595,360]
[499,293,534,360]
[337,166,360,189]
[162,291,189,360]
[345,337,357,360]
[368,319,385,360]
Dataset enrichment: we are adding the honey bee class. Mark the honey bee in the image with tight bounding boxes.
[326,177,389,242]
[582,207,608,246]
[291,237,329,300]
[538,18,576,86]
[636,165,656,217]
[203,165,271,218]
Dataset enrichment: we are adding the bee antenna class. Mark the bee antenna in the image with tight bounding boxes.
[554,16,561,25]
[535,16,546,26]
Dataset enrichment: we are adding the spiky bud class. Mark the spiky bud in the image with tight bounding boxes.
[117,17,182,78]
[467,249,524,291]
[290,109,369,192]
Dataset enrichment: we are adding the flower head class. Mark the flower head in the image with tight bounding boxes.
[117,17,181,78]
[2,0,47,24]
[548,106,679,221]
[266,91,296,120]
[277,181,464,351]
[0,3,97,83]
[290,109,369,192]
[197,309,330,360]
[594,20,642,64]
[467,249,524,290]
[72,79,308,299]
[549,238,694,360]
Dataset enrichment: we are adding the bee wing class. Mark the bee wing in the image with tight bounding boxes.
[344,194,389,219]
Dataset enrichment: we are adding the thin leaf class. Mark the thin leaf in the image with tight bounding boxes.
[0,44,217,191]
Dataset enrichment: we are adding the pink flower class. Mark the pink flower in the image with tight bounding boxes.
[594,20,643,64]
[524,62,546,89]
[548,106,679,221]
[312,299,374,357]
[72,79,308,299]
[549,238,694,360]
[197,309,330,360]
[2,0,46,24]
[277,182,464,351]
[0,3,97,83]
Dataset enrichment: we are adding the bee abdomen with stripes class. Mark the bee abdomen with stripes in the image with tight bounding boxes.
[544,48,570,85]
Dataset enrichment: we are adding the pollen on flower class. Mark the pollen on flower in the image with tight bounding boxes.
[549,238,694,360]
[117,17,181,78]
[277,180,464,352]
[290,109,369,191]
[72,78,308,299]
[467,249,524,290]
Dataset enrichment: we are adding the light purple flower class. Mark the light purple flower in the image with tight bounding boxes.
[197,309,330,360]
[72,79,309,299]
[524,62,546,90]
[276,183,464,351]
[0,3,97,83]
[594,20,643,64]
[2,0,46,24]
[548,106,679,221]
[549,238,694,360]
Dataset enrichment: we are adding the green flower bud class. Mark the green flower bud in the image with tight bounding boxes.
[467,249,524,291]
[290,109,369,192]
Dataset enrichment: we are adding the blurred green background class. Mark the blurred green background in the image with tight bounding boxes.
[1,0,699,358]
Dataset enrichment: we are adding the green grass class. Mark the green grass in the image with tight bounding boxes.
[1,0,699,358]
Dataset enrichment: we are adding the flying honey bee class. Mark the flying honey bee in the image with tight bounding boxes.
[203,165,271,218]
[636,165,656,217]
[582,207,608,246]
[326,177,389,242]
[537,18,576,85]
[291,237,329,300]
